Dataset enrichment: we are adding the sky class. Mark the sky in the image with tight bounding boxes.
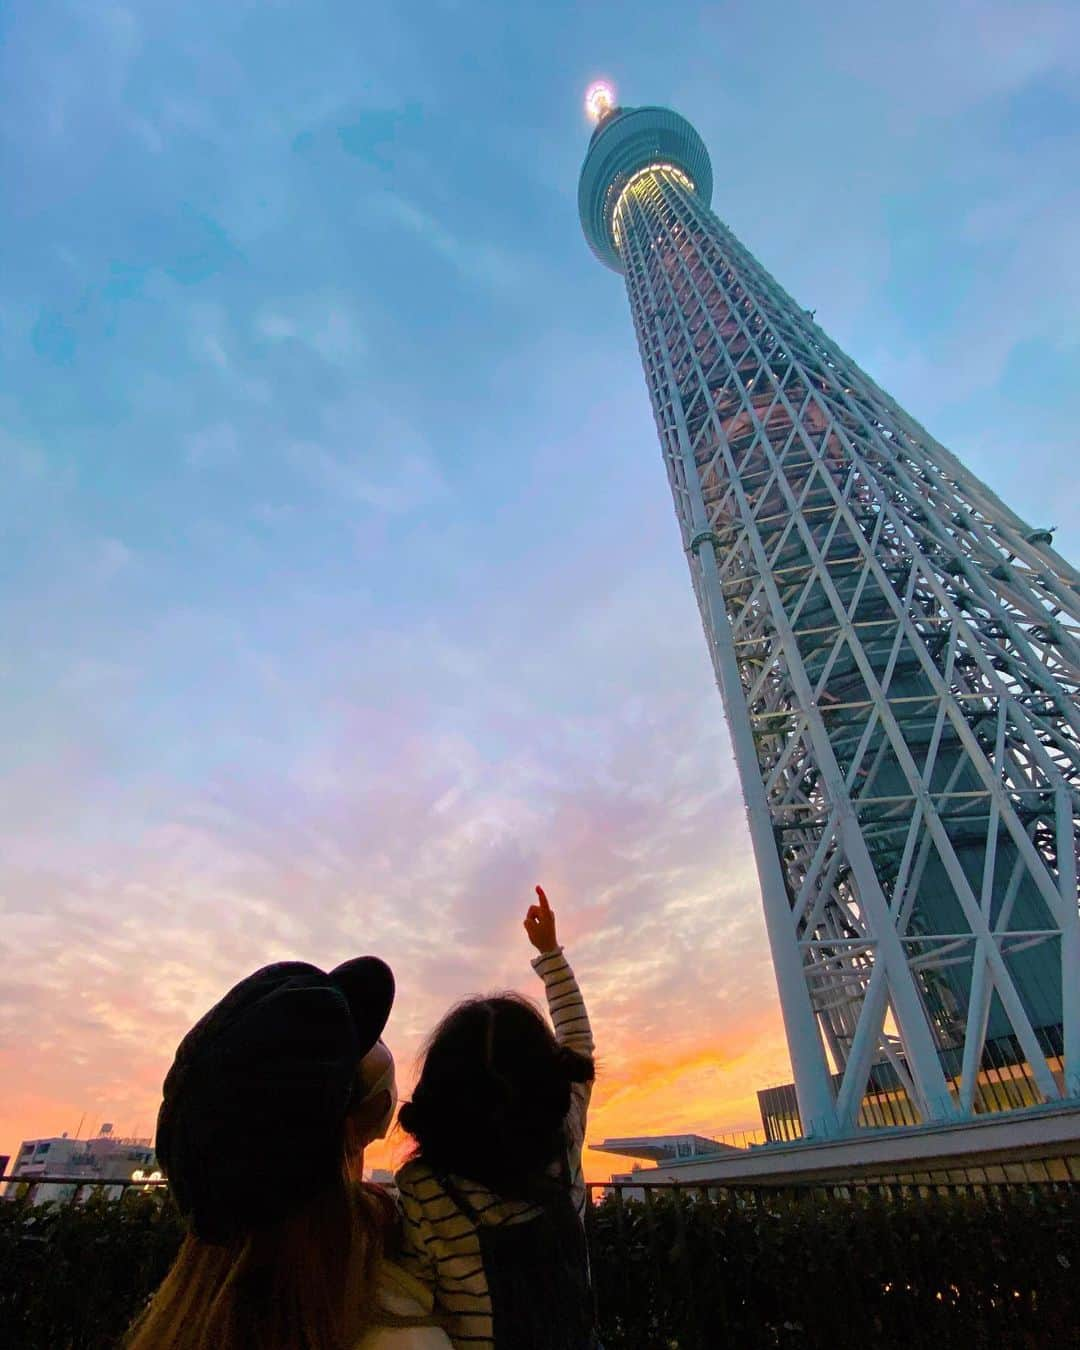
[1,0,1078,1180]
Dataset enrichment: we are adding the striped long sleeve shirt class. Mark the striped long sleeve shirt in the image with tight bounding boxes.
[395,947,594,1349]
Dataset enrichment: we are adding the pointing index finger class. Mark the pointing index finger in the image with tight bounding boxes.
[535,885,552,914]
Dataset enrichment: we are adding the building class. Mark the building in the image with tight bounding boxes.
[592,1133,739,1166]
[611,1102,1080,1189]
[578,87,1080,1150]
[587,1135,738,1198]
[6,1124,158,1205]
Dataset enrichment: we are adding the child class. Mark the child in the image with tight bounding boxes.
[396,886,596,1350]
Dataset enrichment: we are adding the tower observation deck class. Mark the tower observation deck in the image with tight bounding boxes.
[579,94,1080,1138]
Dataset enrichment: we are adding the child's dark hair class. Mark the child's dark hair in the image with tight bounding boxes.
[398,994,594,1198]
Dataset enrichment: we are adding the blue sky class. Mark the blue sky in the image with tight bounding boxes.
[2,0,1078,1168]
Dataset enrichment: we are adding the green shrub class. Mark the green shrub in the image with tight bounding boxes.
[0,1184,1076,1348]
[585,1186,1080,1349]
[0,1190,183,1349]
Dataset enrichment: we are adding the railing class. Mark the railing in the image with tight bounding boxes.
[585,1172,1079,1201]
[698,1125,768,1149]
[2,1174,167,1186]
[1,1173,167,1199]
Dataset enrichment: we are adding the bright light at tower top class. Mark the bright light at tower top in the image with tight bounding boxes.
[584,80,616,122]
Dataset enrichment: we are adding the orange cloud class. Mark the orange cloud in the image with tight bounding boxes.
[581,1016,790,1180]
[0,570,791,1188]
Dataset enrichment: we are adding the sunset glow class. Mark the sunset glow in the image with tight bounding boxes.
[2,2,1078,1190]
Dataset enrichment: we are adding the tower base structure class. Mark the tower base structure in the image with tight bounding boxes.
[595,1103,1080,1188]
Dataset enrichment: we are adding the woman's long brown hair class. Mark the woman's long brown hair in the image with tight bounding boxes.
[125,1178,394,1350]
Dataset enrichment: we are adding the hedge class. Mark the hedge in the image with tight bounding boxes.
[0,1190,181,1349]
[0,1184,1076,1348]
[585,1185,1080,1349]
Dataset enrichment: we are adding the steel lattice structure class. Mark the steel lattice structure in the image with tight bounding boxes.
[579,101,1080,1137]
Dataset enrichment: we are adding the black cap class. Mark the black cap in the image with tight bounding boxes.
[156,957,394,1242]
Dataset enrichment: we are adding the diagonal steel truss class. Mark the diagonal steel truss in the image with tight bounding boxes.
[614,167,1080,1137]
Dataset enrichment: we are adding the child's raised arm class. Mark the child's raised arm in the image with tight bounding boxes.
[525,886,594,1216]
[524,886,594,1060]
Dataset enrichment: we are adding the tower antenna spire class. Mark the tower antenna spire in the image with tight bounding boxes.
[584,80,616,123]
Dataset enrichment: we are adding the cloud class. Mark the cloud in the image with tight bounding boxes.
[187,304,272,404]
[0,531,781,1172]
[185,421,239,468]
[254,299,366,366]
[827,1,1080,119]
[369,189,536,292]
[0,430,76,496]
[286,393,447,515]
[91,537,132,582]
[0,727,776,1173]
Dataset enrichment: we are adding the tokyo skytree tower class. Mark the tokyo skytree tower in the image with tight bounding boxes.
[578,86,1080,1138]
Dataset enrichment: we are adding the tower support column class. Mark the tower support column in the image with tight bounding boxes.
[657,323,840,1137]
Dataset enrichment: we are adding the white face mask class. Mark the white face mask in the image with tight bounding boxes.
[356,1039,397,1141]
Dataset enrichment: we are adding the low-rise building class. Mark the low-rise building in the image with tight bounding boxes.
[591,1133,738,1167]
[6,1124,158,1205]
[590,1133,742,1198]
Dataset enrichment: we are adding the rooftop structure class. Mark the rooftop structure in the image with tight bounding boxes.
[590,1133,739,1164]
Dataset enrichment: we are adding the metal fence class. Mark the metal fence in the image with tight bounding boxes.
[2,1174,167,1189]
[1,1173,167,1208]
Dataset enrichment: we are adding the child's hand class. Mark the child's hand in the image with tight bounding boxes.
[524,885,559,953]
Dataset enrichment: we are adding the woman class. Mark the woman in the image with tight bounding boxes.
[127,957,449,1350]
